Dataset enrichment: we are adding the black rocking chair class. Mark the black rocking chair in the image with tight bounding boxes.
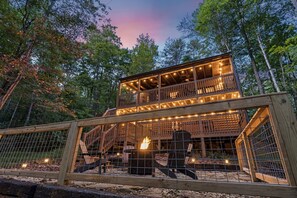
[154,130,198,180]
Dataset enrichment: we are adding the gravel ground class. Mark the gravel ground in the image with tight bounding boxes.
[0,174,268,198]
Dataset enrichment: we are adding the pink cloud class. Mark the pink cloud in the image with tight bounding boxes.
[111,14,166,48]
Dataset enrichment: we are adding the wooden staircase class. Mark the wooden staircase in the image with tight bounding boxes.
[79,108,117,164]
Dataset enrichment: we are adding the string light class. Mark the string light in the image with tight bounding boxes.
[181,70,185,74]
[173,73,177,76]
[209,64,212,68]
[165,75,169,78]
[44,158,50,163]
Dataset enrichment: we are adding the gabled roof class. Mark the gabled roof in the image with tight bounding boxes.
[120,52,232,82]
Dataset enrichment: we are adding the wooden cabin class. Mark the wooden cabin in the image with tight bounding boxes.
[82,53,247,159]
[114,53,247,157]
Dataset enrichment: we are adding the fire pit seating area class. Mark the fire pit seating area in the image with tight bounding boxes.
[126,130,198,180]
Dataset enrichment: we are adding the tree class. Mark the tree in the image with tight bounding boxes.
[161,38,186,67]
[0,0,107,110]
[129,34,158,75]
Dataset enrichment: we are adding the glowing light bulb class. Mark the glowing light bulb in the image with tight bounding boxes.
[21,163,28,168]
[173,73,177,76]
[225,159,229,164]
[44,158,49,163]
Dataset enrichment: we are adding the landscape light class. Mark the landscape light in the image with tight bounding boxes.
[21,163,28,168]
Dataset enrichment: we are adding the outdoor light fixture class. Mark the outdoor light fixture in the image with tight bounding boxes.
[209,64,212,68]
[44,158,50,163]
[173,72,177,76]
[225,159,229,164]
[21,163,28,168]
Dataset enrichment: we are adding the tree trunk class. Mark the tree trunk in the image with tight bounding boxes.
[256,32,281,92]
[241,27,264,94]
[0,73,23,110]
[24,94,34,126]
[8,97,22,128]
[235,1,264,94]
[279,56,287,89]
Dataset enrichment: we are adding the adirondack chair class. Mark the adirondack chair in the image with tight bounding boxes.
[154,130,198,180]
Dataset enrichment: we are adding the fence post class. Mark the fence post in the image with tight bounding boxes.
[268,94,297,186]
[57,121,80,185]
[242,132,257,182]
[235,135,243,171]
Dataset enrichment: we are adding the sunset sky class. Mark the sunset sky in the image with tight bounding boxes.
[103,0,202,49]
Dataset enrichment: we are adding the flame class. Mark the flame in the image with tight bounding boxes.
[140,136,151,150]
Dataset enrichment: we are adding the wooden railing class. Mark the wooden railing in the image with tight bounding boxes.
[0,93,296,197]
[82,108,117,148]
[83,125,102,148]
[99,125,117,153]
[136,111,246,140]
[118,74,238,108]
[197,73,237,95]
[139,88,158,105]
[235,108,289,185]
[118,92,137,107]
[160,81,196,101]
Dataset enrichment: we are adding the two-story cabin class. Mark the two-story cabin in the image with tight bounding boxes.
[113,53,246,158]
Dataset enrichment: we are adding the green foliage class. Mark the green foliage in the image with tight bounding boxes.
[129,33,158,75]
[160,38,186,67]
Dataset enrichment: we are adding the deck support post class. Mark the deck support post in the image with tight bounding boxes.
[201,137,206,158]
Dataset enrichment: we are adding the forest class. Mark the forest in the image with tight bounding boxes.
[0,0,296,128]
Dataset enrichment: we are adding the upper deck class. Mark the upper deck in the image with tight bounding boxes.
[116,53,241,115]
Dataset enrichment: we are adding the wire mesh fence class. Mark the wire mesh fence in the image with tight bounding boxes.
[249,120,286,182]
[0,130,68,172]
[0,93,296,197]
[72,110,255,183]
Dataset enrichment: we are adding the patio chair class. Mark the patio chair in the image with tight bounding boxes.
[154,130,198,180]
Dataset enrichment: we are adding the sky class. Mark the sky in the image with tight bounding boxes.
[102,0,202,49]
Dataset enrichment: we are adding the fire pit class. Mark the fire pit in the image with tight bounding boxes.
[127,136,153,175]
